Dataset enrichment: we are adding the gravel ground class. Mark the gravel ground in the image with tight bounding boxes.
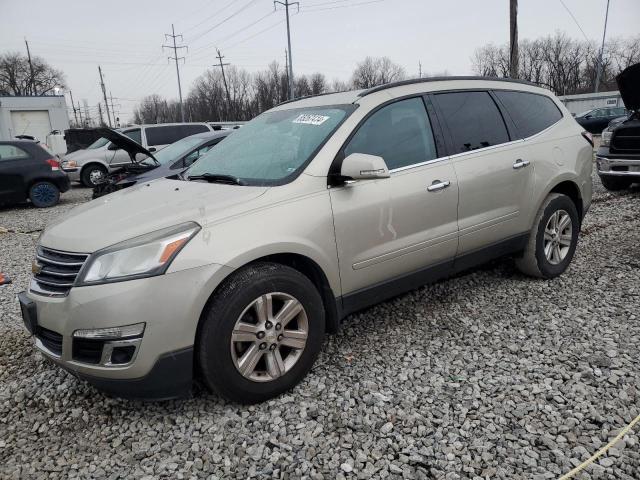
[1,176,640,480]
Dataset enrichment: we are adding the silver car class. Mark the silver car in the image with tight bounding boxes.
[19,77,593,403]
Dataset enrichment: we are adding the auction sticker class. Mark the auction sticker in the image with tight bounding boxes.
[293,114,330,125]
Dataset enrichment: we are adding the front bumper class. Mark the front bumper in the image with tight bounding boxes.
[596,156,640,177]
[22,262,233,399]
[62,167,81,182]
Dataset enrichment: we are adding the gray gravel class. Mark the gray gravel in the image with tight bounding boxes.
[1,177,640,479]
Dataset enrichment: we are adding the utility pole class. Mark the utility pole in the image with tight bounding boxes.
[163,24,187,122]
[98,66,113,127]
[284,49,289,100]
[213,49,232,119]
[69,90,79,125]
[594,0,611,93]
[509,0,519,79]
[77,101,83,127]
[274,0,299,100]
[24,38,37,95]
[418,61,422,78]
[109,91,119,127]
[98,103,105,127]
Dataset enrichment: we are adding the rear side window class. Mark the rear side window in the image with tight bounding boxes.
[344,97,438,170]
[0,144,30,161]
[122,129,142,144]
[434,91,509,153]
[495,91,563,138]
[145,125,210,146]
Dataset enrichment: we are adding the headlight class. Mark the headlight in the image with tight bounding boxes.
[62,160,78,168]
[601,130,612,146]
[76,222,200,286]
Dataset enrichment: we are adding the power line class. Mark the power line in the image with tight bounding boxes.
[557,0,590,42]
[188,0,260,45]
[163,24,188,122]
[223,18,285,50]
[274,0,299,100]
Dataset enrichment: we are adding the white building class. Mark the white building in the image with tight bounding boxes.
[0,95,70,143]
[558,91,624,115]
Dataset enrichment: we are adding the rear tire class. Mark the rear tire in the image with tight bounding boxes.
[516,193,580,279]
[29,182,60,208]
[81,164,107,187]
[599,175,632,191]
[198,262,325,404]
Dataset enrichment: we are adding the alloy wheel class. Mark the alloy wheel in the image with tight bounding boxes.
[543,209,573,265]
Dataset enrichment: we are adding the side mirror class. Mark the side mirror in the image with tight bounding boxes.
[340,153,390,183]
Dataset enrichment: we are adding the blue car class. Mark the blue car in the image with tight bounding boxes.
[92,129,231,198]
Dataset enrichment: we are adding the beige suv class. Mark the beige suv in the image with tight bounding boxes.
[19,78,593,403]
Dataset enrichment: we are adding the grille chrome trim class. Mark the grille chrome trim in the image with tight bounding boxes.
[31,247,90,297]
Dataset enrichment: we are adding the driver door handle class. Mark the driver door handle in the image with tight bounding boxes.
[513,159,530,169]
[427,180,451,192]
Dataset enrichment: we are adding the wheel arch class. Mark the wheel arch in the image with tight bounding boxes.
[79,160,109,179]
[532,176,584,229]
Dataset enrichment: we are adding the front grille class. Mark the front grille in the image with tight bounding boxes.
[36,327,63,356]
[31,246,89,297]
[611,125,640,154]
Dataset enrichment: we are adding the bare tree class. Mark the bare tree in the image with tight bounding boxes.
[351,56,406,89]
[0,52,66,95]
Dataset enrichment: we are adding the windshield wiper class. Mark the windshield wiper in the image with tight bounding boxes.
[187,173,246,186]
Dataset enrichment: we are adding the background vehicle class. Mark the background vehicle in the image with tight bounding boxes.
[22,77,592,403]
[93,130,231,198]
[597,63,640,191]
[575,106,628,133]
[61,123,214,187]
[64,128,105,154]
[0,140,70,208]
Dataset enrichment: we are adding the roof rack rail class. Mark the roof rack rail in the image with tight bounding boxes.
[357,76,539,98]
[275,89,354,107]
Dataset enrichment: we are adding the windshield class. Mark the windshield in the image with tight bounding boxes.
[185,106,352,185]
[150,135,206,165]
[87,137,110,149]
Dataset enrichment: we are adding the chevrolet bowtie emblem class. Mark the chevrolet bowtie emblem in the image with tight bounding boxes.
[32,261,43,275]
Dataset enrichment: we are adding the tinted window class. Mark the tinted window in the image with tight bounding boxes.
[122,129,142,144]
[435,91,509,153]
[146,125,210,146]
[345,97,437,170]
[495,91,563,138]
[0,144,29,161]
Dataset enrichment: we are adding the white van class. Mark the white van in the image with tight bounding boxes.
[61,123,214,186]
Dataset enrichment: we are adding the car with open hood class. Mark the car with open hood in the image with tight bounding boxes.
[92,130,231,198]
[61,123,214,187]
[596,63,640,191]
[19,77,592,403]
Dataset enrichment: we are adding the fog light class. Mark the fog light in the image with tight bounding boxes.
[73,323,145,340]
[110,345,137,364]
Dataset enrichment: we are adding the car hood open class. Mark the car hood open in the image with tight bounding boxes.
[93,127,157,163]
[617,62,640,112]
[41,178,268,252]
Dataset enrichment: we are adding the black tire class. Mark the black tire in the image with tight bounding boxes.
[515,193,580,279]
[81,164,107,187]
[198,262,325,404]
[599,175,632,191]
[28,181,60,208]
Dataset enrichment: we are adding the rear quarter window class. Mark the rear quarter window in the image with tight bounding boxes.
[0,144,30,161]
[145,125,210,146]
[494,91,563,138]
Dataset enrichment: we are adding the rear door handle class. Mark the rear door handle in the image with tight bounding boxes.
[427,180,451,192]
[513,159,530,169]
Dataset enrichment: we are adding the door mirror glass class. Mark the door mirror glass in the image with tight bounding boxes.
[340,153,390,181]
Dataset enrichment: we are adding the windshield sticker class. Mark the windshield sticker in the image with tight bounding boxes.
[293,114,330,126]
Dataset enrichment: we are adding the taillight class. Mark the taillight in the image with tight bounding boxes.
[45,158,60,171]
[581,131,594,148]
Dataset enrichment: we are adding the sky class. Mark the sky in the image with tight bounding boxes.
[1,0,638,122]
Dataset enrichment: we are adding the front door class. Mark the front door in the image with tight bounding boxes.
[329,97,459,306]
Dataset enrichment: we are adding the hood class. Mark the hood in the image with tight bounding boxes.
[617,62,640,111]
[93,127,156,163]
[42,179,268,252]
[120,163,174,184]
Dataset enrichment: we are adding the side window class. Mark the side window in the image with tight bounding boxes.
[181,143,216,168]
[181,124,209,136]
[122,129,142,144]
[146,125,209,147]
[434,91,509,153]
[344,97,438,170]
[0,144,30,161]
[494,91,563,138]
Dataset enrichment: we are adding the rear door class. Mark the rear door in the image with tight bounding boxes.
[0,144,33,203]
[432,90,534,254]
[330,96,459,302]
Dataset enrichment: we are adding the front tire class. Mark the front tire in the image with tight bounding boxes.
[599,175,632,191]
[81,164,107,187]
[198,262,325,404]
[516,193,580,279]
[29,181,60,208]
